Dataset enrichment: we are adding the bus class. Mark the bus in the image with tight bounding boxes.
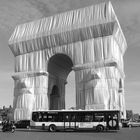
[30,110,120,132]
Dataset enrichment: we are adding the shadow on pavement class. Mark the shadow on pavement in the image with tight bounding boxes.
[15,128,118,133]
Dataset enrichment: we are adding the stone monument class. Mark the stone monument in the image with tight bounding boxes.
[9,2,127,120]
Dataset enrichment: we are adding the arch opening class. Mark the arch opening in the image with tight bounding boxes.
[47,54,74,110]
[48,54,73,79]
[65,71,76,109]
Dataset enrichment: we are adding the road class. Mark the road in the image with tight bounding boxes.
[0,127,140,140]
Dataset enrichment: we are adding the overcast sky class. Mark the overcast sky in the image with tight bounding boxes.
[0,0,140,114]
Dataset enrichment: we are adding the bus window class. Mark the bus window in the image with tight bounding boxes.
[64,114,70,122]
[84,114,93,122]
[64,114,76,122]
[71,114,76,122]
[32,112,38,122]
[94,113,104,122]
[38,112,43,122]
[42,112,48,121]
[79,113,93,122]
[48,115,53,122]
[32,112,43,122]
[47,114,58,122]
[58,113,63,122]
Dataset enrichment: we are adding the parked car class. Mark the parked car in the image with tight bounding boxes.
[14,120,30,128]
[128,121,140,127]
[122,120,129,127]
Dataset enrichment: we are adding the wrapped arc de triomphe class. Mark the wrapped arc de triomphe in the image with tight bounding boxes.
[9,2,127,120]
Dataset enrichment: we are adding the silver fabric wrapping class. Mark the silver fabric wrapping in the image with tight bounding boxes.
[9,1,127,120]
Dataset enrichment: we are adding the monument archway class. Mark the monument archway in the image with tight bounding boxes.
[9,2,127,120]
[47,53,73,110]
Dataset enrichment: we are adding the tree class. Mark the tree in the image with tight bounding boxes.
[126,110,133,120]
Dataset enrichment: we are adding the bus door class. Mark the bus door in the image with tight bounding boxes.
[106,112,119,130]
[64,113,76,129]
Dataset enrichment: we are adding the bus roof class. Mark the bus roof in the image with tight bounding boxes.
[32,109,120,113]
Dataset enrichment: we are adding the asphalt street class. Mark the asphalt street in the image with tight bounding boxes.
[0,127,140,140]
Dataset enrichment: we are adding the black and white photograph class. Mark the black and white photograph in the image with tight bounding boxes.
[0,0,140,140]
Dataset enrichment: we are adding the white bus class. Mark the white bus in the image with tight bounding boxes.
[30,110,120,132]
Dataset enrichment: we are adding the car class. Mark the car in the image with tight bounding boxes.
[14,120,30,128]
[122,120,129,127]
[128,121,140,127]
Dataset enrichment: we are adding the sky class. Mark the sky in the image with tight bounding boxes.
[0,0,140,114]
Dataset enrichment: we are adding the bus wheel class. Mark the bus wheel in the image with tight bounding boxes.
[96,125,104,132]
[49,124,56,132]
